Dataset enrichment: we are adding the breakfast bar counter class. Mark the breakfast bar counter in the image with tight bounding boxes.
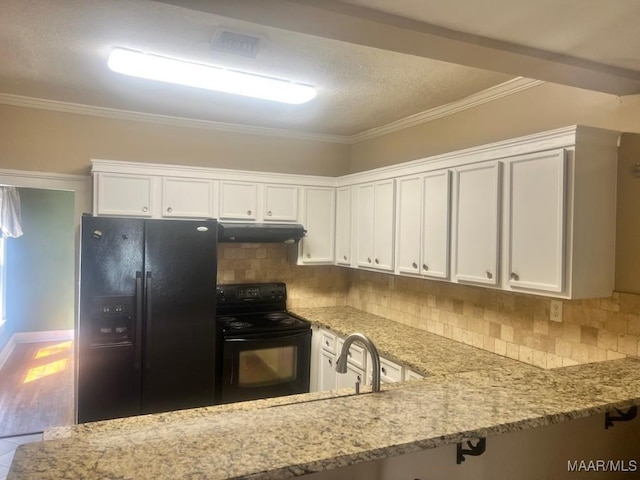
[8,307,640,479]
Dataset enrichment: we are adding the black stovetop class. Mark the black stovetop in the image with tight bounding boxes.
[216,283,310,335]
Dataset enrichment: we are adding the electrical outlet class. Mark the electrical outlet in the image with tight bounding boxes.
[550,300,563,322]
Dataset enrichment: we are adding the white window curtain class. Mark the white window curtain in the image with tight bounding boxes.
[0,186,23,239]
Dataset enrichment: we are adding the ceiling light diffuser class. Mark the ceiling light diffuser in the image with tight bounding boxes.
[107,48,316,104]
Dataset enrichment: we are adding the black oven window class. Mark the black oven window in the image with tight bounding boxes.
[238,346,298,388]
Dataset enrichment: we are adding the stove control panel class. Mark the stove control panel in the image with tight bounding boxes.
[216,283,287,305]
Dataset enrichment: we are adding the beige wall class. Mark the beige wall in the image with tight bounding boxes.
[0,104,350,176]
[349,82,640,173]
[615,133,640,294]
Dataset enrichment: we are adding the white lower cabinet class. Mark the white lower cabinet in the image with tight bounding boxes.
[403,369,424,381]
[313,328,416,393]
[318,350,337,392]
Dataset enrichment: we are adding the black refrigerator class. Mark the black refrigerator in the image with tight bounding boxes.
[77,216,218,423]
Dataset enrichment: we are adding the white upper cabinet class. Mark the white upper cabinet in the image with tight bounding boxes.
[422,170,451,279]
[300,187,335,264]
[95,173,153,217]
[356,180,395,271]
[264,184,298,222]
[396,171,451,278]
[161,177,214,219]
[506,149,565,293]
[335,187,352,266]
[396,176,422,275]
[453,162,501,285]
[219,181,258,220]
[373,180,395,271]
[356,183,375,268]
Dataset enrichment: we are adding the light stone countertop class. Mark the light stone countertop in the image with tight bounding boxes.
[9,307,640,479]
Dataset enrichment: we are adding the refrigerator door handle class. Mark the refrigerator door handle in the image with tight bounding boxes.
[145,271,152,370]
[134,272,143,370]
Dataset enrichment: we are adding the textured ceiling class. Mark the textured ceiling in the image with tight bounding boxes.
[1,0,637,139]
[0,0,512,137]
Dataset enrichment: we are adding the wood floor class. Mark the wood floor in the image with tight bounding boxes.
[0,341,74,437]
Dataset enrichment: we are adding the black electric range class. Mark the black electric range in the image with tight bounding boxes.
[215,283,311,404]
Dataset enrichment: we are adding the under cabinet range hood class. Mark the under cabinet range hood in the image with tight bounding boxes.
[218,222,306,243]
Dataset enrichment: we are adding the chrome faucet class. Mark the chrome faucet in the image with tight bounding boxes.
[336,333,381,393]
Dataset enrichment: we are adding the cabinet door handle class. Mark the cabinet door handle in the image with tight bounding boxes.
[343,255,348,261]
[375,258,380,264]
[423,264,428,271]
[381,367,387,375]
[247,210,252,216]
[267,210,272,216]
[412,262,418,269]
[306,253,311,258]
[486,271,493,279]
[511,272,520,281]
[367,257,372,263]
[325,340,330,347]
[166,207,173,213]
[142,206,148,212]
[328,358,333,366]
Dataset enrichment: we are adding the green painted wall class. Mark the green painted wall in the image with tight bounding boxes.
[5,187,74,336]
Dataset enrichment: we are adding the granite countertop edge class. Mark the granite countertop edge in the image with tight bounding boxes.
[10,306,640,480]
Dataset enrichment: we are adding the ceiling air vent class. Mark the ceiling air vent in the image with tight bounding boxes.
[211,30,262,58]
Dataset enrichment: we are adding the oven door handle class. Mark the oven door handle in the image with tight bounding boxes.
[225,331,310,342]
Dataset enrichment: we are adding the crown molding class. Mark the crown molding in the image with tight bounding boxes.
[0,94,350,144]
[0,77,544,145]
[349,77,545,143]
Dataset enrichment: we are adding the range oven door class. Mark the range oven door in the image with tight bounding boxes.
[220,329,311,404]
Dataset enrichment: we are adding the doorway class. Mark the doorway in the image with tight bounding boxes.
[0,186,77,437]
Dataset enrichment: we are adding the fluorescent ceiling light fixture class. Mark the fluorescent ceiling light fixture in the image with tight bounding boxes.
[107,48,316,104]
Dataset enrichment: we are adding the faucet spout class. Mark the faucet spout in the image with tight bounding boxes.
[336,333,381,393]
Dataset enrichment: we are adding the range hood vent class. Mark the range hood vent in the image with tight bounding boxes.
[218,222,306,244]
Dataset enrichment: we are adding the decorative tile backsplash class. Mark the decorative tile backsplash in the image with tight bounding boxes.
[218,244,639,369]
[348,270,640,369]
[217,244,348,309]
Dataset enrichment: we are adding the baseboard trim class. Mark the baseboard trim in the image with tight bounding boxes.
[0,330,74,370]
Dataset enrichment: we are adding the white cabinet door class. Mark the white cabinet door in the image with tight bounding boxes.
[453,162,501,285]
[96,173,153,217]
[335,187,352,266]
[264,184,298,221]
[396,176,422,275]
[161,177,213,218]
[300,187,335,264]
[356,180,395,271]
[422,170,451,279]
[403,369,424,381]
[335,363,365,391]
[318,350,336,392]
[356,183,375,268]
[373,180,395,271]
[508,149,566,292]
[219,181,257,220]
